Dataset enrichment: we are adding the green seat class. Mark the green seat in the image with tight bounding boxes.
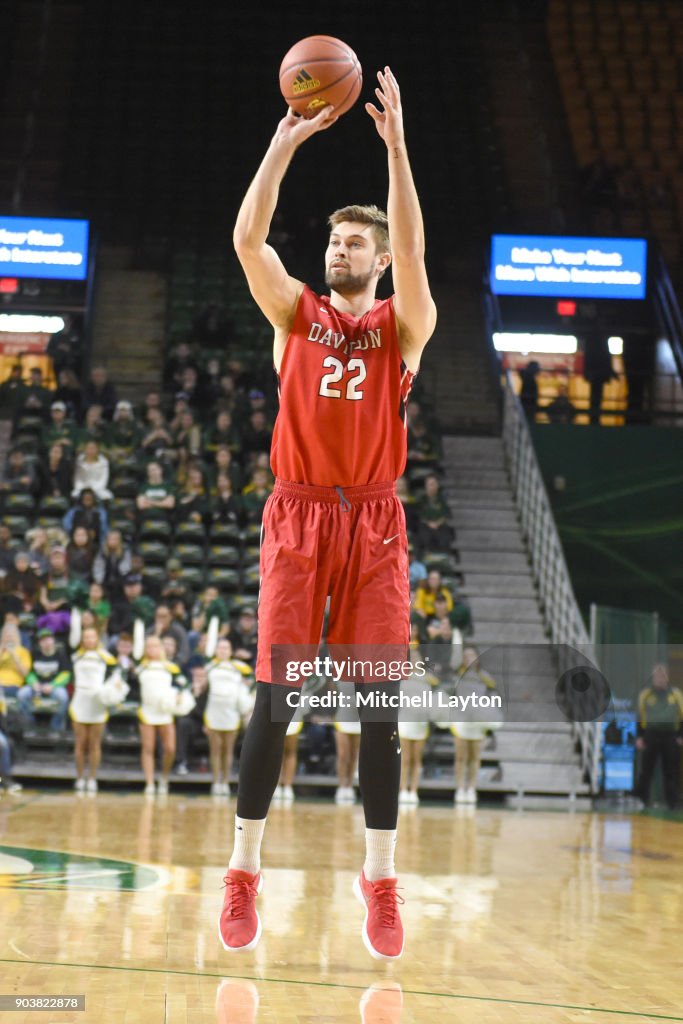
[39,495,69,516]
[206,567,241,590]
[178,565,205,589]
[241,565,260,592]
[208,544,240,567]
[209,521,242,543]
[4,493,36,514]
[139,518,173,540]
[175,520,206,542]
[173,543,205,565]
[138,540,170,564]
[3,514,31,536]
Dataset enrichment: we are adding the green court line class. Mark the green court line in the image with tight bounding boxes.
[0,957,681,1020]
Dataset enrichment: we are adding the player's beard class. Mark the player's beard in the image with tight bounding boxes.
[325,264,375,296]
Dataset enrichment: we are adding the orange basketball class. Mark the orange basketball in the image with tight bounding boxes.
[279,35,362,119]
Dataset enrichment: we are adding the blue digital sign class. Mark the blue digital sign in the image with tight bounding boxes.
[490,234,647,300]
[0,216,90,281]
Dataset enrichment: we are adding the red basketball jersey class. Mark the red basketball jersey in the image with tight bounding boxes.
[270,285,416,486]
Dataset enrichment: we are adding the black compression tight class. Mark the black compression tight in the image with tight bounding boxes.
[236,681,401,829]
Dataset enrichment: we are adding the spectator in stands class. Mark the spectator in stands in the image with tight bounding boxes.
[204,637,254,796]
[17,627,71,735]
[176,463,209,524]
[163,341,198,395]
[230,606,258,666]
[178,365,206,412]
[0,364,27,420]
[136,461,176,518]
[241,467,273,526]
[66,525,96,582]
[202,356,226,406]
[72,440,112,502]
[140,390,163,422]
[47,313,82,380]
[53,368,83,421]
[427,591,471,640]
[38,547,72,633]
[149,603,190,667]
[160,558,194,610]
[78,404,108,447]
[209,444,243,492]
[0,621,32,699]
[92,529,132,596]
[106,400,141,458]
[13,366,51,428]
[406,415,442,473]
[414,473,455,556]
[87,581,111,635]
[40,401,77,456]
[518,360,541,420]
[450,645,499,806]
[70,624,120,794]
[26,527,51,579]
[204,411,241,460]
[172,408,203,458]
[635,663,683,810]
[137,634,188,797]
[63,487,108,547]
[210,472,244,530]
[38,442,73,499]
[140,408,174,463]
[240,409,273,463]
[544,382,578,424]
[174,662,209,776]
[413,569,455,621]
[7,551,42,606]
[579,304,615,426]
[108,573,148,638]
[190,585,230,647]
[112,631,135,686]
[82,366,118,421]
[0,448,38,497]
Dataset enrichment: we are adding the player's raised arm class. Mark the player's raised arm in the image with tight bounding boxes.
[233,106,337,331]
[366,67,437,372]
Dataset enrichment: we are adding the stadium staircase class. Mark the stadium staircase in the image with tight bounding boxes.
[90,245,167,404]
[441,433,591,801]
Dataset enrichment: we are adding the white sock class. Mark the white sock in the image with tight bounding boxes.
[228,816,266,874]
[363,828,397,881]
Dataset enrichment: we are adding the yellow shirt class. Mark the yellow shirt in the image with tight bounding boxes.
[0,645,32,688]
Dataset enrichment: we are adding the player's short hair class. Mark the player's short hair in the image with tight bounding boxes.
[328,204,390,254]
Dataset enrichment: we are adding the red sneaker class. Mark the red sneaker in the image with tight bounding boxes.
[353,870,405,960]
[218,869,263,952]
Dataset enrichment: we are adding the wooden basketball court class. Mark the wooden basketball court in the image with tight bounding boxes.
[0,788,681,1023]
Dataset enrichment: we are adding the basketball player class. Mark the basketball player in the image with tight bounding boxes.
[219,66,436,960]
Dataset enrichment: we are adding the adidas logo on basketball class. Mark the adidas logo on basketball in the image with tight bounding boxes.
[293,68,321,93]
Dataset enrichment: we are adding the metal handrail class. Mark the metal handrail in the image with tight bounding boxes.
[501,374,603,792]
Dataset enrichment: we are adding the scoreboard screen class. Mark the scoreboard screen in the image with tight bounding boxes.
[0,216,90,281]
[490,234,647,300]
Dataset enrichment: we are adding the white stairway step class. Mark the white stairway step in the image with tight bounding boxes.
[443,469,510,489]
[460,573,536,597]
[451,508,520,530]
[472,622,548,644]
[456,551,530,573]
[456,528,527,552]
[449,491,516,510]
[493,732,578,762]
[467,596,543,624]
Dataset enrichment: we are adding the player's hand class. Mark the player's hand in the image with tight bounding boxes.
[276,105,338,147]
[365,66,404,149]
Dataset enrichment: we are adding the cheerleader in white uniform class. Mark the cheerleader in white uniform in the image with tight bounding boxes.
[204,637,254,796]
[136,633,189,796]
[450,645,501,806]
[398,646,440,806]
[69,625,121,794]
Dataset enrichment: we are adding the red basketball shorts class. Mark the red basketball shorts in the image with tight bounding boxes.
[255,479,410,683]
